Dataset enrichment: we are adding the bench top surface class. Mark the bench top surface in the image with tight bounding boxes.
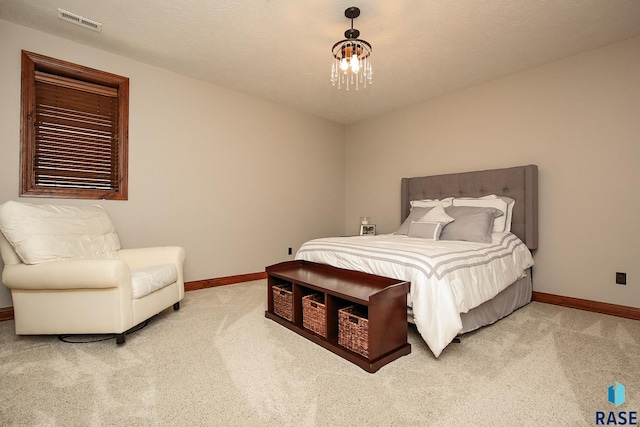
[266,260,409,304]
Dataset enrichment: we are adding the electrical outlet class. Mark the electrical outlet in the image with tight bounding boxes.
[288,247,293,256]
[616,272,627,285]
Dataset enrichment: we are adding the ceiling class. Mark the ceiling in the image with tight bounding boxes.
[2,1,640,124]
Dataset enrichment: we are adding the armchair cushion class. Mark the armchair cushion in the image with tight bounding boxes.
[0,201,120,265]
[131,264,178,299]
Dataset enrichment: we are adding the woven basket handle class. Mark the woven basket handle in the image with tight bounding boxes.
[349,315,359,324]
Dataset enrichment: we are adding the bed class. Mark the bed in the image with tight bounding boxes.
[296,165,538,357]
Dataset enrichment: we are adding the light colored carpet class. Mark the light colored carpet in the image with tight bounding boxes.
[1,280,639,426]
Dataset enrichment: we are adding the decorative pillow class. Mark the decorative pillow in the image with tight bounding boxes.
[395,206,434,235]
[417,205,455,225]
[440,206,504,243]
[408,221,443,240]
[445,205,504,220]
[0,201,121,264]
[452,195,515,232]
[410,197,453,208]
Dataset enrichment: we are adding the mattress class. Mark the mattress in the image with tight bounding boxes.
[296,232,534,357]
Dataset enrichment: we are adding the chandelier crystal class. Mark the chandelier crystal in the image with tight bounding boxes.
[330,7,373,90]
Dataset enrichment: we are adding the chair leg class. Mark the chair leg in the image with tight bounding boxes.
[173,302,180,311]
[116,333,126,345]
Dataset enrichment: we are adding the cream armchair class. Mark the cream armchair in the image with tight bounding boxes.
[0,201,185,344]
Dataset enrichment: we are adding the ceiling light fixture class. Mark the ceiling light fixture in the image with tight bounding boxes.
[330,7,372,91]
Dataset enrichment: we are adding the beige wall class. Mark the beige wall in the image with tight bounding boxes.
[0,20,345,307]
[345,36,640,308]
[2,19,638,311]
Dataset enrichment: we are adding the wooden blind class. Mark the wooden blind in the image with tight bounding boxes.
[34,72,119,191]
[21,50,129,200]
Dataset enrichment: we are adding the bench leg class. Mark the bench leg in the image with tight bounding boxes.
[173,302,180,311]
[116,333,126,345]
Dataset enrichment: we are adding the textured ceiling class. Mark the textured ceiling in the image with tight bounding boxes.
[2,0,640,124]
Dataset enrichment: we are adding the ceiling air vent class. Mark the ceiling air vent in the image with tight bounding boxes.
[57,9,103,32]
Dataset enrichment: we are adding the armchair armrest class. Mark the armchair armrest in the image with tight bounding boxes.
[117,246,185,271]
[2,259,131,291]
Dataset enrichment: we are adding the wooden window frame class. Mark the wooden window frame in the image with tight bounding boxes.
[20,50,129,200]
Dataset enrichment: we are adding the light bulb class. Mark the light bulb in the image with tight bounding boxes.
[340,57,349,71]
[350,54,360,73]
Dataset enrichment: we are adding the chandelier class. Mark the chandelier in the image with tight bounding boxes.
[330,7,373,90]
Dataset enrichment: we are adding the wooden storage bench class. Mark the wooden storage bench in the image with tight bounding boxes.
[265,260,411,373]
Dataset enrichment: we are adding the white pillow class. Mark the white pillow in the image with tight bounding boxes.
[408,221,443,240]
[417,205,455,225]
[452,195,515,232]
[410,197,453,209]
[0,201,121,264]
[482,195,515,231]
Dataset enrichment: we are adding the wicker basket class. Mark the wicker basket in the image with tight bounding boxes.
[338,305,369,357]
[302,293,326,337]
[272,283,293,321]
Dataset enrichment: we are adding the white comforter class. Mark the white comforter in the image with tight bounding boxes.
[295,232,534,357]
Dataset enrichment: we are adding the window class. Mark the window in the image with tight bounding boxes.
[20,50,129,200]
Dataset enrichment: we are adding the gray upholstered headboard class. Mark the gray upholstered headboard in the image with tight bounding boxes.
[401,165,538,250]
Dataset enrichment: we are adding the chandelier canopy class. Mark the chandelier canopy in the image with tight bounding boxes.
[330,7,373,90]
